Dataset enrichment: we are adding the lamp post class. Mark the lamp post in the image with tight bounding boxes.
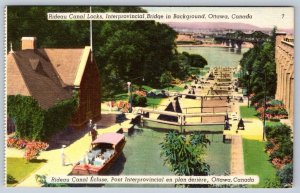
[262,70,267,141]
[127,76,144,113]
[127,82,132,112]
[246,71,250,108]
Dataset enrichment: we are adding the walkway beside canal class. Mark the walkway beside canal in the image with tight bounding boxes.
[230,135,245,175]
[14,113,120,187]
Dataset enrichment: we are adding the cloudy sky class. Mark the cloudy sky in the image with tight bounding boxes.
[143,7,294,29]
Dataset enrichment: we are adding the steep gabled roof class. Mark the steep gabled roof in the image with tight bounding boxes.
[7,49,73,109]
[7,44,93,109]
[38,47,91,87]
[7,53,31,96]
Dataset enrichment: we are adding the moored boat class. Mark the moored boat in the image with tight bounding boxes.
[71,133,126,175]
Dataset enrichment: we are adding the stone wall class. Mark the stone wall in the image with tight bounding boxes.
[275,32,294,125]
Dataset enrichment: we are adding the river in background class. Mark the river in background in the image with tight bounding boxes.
[177,46,249,67]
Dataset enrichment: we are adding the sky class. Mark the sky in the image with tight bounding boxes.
[143,7,294,30]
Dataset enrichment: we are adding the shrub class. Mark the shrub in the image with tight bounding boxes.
[264,177,281,188]
[265,124,291,141]
[265,124,293,170]
[115,100,130,113]
[7,95,45,140]
[35,174,68,187]
[277,163,293,187]
[7,137,18,148]
[268,99,284,106]
[7,94,78,141]
[43,97,78,138]
[7,137,49,161]
[7,174,18,184]
[24,141,49,161]
[131,94,147,107]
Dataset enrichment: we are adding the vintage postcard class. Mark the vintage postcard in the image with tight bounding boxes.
[5,6,294,188]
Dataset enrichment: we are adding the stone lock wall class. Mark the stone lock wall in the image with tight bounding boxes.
[275,32,294,125]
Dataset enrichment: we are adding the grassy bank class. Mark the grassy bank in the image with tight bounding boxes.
[7,157,45,187]
[240,106,258,119]
[243,139,277,188]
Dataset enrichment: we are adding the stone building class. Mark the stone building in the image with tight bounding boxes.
[7,37,101,128]
[275,32,294,125]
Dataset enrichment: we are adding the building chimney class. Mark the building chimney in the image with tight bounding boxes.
[21,37,37,50]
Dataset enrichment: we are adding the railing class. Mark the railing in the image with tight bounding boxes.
[182,106,229,114]
[140,108,227,133]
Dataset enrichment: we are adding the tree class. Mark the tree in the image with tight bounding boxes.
[238,28,277,105]
[7,6,180,99]
[160,131,210,177]
[160,71,174,88]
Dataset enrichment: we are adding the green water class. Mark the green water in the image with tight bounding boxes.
[177,46,249,67]
[106,128,231,187]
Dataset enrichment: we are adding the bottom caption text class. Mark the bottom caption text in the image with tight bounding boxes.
[47,175,259,185]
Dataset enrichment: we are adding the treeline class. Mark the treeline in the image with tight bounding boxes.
[7,6,207,98]
[239,28,277,105]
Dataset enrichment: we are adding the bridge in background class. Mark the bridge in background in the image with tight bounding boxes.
[214,30,271,51]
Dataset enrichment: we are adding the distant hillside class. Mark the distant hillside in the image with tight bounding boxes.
[166,22,293,34]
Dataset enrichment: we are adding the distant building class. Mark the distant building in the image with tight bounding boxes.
[275,32,294,125]
[7,37,101,128]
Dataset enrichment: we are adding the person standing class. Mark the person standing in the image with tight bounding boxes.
[61,145,66,166]
[91,124,98,141]
[237,118,245,130]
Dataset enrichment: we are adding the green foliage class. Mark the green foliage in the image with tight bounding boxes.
[8,7,209,98]
[265,124,293,161]
[239,28,277,104]
[160,131,210,177]
[7,157,45,186]
[265,124,291,141]
[182,52,208,68]
[7,174,18,185]
[35,174,68,187]
[239,106,258,119]
[96,16,179,95]
[243,139,278,188]
[264,164,293,188]
[43,93,78,138]
[7,94,78,141]
[131,94,147,107]
[270,139,293,161]
[264,177,281,188]
[265,123,293,184]
[7,95,45,140]
[268,99,283,106]
[159,71,174,88]
[277,163,293,187]
[171,52,208,80]
[7,6,180,98]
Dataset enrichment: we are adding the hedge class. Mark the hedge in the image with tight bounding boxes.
[7,94,78,141]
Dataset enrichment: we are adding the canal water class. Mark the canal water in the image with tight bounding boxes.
[105,46,243,187]
[177,46,249,67]
[106,127,231,187]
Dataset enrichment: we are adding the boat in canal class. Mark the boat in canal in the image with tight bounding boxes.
[71,133,126,175]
